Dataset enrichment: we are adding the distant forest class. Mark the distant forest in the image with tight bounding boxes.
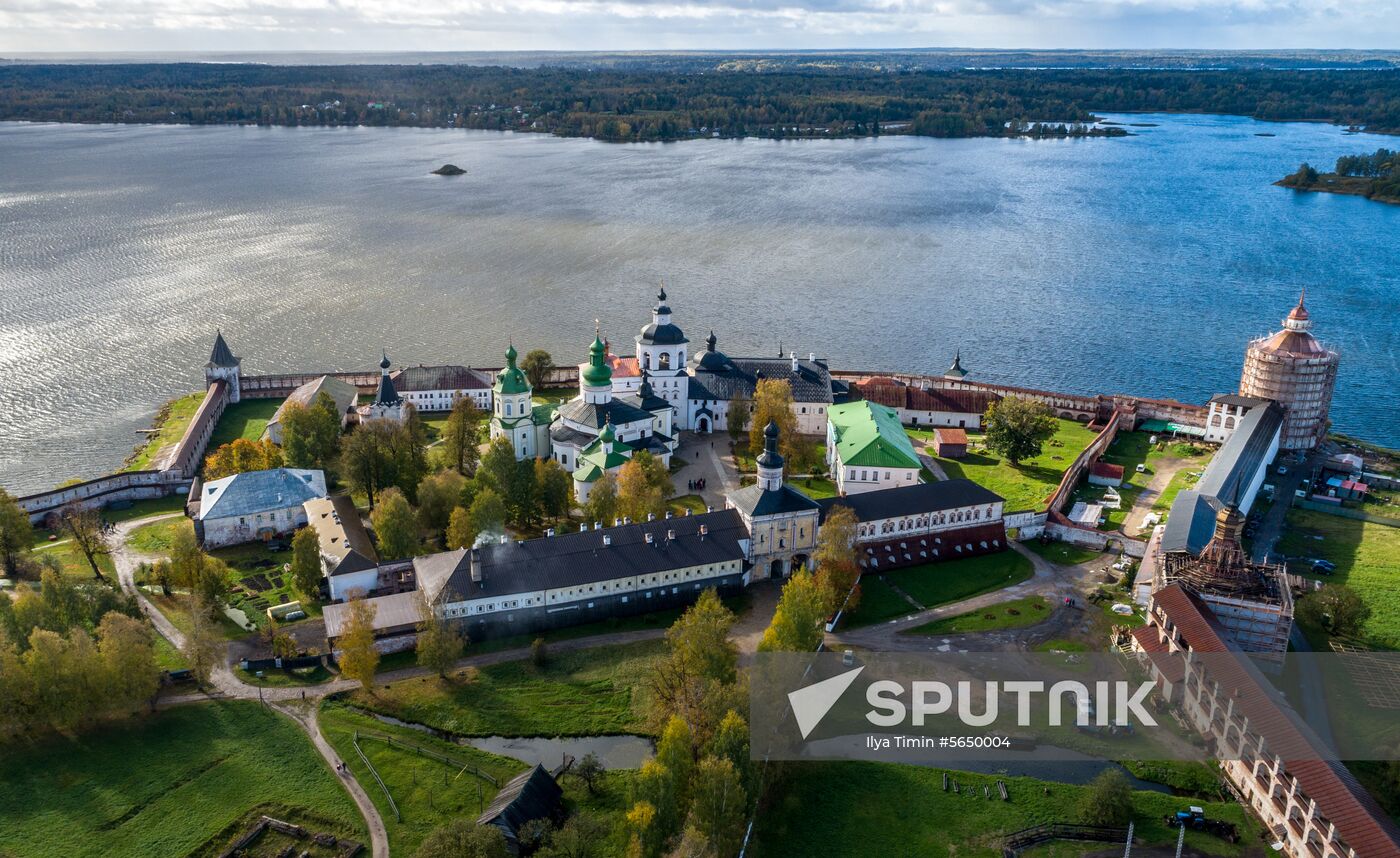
[1280,147,1400,203]
[1,64,1398,143]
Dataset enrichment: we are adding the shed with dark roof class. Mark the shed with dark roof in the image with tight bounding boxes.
[477,764,565,854]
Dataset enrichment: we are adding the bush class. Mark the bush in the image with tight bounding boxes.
[531,637,549,669]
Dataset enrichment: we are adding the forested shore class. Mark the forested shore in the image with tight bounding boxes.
[2,64,1398,142]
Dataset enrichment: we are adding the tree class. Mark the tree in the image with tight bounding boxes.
[168,527,230,612]
[417,470,467,539]
[581,473,620,527]
[340,418,424,508]
[441,395,484,476]
[280,391,343,469]
[183,594,225,687]
[289,526,322,601]
[538,813,608,858]
[1078,769,1134,827]
[468,487,508,542]
[707,710,753,796]
[1286,162,1320,187]
[534,458,573,522]
[982,396,1058,466]
[479,436,536,526]
[413,819,511,858]
[625,800,660,858]
[1297,584,1372,640]
[748,378,797,461]
[633,760,680,848]
[656,716,696,813]
[96,612,160,714]
[415,593,464,678]
[617,452,672,523]
[687,757,747,858]
[647,590,740,741]
[445,506,475,550]
[54,504,109,581]
[370,488,418,560]
[520,349,555,391]
[572,752,605,795]
[531,637,549,669]
[339,597,380,692]
[0,489,33,579]
[204,437,283,480]
[811,504,860,616]
[518,818,555,855]
[758,570,825,653]
[726,397,750,440]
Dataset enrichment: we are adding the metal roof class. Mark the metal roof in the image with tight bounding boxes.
[688,354,834,404]
[304,495,378,575]
[391,365,491,392]
[437,509,748,602]
[817,479,1004,524]
[727,483,822,518]
[198,468,326,521]
[207,331,239,368]
[323,590,424,640]
[828,401,922,470]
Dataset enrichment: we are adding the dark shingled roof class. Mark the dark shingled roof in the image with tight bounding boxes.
[549,424,596,447]
[1161,490,1223,555]
[556,397,655,430]
[440,509,748,601]
[727,483,821,518]
[1209,393,1270,409]
[817,480,1004,524]
[639,321,688,346]
[207,331,239,368]
[688,356,834,404]
[477,764,564,853]
[391,365,490,392]
[855,383,999,415]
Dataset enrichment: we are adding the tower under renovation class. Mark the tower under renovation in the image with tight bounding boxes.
[1157,503,1294,661]
[1238,292,1339,452]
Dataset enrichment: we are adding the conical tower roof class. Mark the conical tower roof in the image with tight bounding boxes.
[207,330,239,368]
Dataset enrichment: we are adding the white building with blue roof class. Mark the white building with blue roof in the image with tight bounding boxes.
[195,467,327,547]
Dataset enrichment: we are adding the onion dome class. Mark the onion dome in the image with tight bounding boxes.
[495,342,530,395]
[599,418,616,445]
[756,420,784,470]
[693,331,729,371]
[582,331,613,388]
[380,351,392,371]
[639,286,687,346]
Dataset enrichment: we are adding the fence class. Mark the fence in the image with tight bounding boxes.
[353,728,498,787]
[350,730,401,822]
[1295,498,1400,529]
[1000,822,1130,856]
[239,655,325,672]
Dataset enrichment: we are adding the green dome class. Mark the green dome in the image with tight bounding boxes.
[495,344,530,395]
[581,334,613,388]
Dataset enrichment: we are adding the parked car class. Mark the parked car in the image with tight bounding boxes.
[1312,559,1336,575]
[1277,465,1289,476]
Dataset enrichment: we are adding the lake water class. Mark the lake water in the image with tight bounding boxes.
[2,115,1397,494]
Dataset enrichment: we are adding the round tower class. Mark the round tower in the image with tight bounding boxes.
[1239,292,1339,452]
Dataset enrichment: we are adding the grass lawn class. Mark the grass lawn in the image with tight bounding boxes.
[128,515,192,553]
[667,493,709,515]
[209,540,317,634]
[1020,539,1103,566]
[346,639,665,737]
[124,392,208,471]
[904,595,1050,636]
[319,702,528,856]
[932,419,1099,512]
[888,551,1034,611]
[1032,638,1090,653]
[146,592,249,641]
[0,701,363,858]
[788,477,838,500]
[843,551,1034,628]
[1276,509,1400,648]
[748,761,1258,858]
[101,494,189,525]
[32,539,117,581]
[206,398,282,452]
[1153,468,1203,513]
[842,576,919,627]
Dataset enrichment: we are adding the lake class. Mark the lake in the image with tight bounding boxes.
[1,115,1396,494]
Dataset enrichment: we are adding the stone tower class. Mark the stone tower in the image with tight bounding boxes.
[1239,292,1339,452]
[205,330,241,403]
[635,287,689,422]
[490,344,537,459]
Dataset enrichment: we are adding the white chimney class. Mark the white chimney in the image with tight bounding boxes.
[790,351,798,372]
[664,510,673,519]
[647,512,655,522]
[593,522,602,530]
[546,528,555,537]
[603,534,612,546]
[498,534,507,545]
[699,524,708,539]
[645,533,654,545]
[667,529,676,541]
[580,523,589,533]
[809,352,815,362]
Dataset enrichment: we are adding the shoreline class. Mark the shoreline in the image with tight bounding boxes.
[1275,174,1400,206]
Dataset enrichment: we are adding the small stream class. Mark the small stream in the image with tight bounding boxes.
[362,712,653,769]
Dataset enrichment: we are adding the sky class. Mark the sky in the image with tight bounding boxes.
[1,0,1399,53]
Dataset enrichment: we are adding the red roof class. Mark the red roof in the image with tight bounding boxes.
[934,427,968,445]
[857,384,999,416]
[1151,585,1400,857]
[1090,461,1125,480]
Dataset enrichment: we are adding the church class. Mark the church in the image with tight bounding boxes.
[489,288,838,499]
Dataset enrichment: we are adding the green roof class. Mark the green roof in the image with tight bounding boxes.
[574,432,630,482]
[531,403,556,426]
[828,401,922,470]
[581,334,612,388]
[494,345,530,395]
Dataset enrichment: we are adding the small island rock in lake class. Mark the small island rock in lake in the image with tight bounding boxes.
[431,163,467,176]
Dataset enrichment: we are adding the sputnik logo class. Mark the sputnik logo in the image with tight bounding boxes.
[788,667,864,739]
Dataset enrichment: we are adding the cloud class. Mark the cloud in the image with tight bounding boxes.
[0,0,1396,50]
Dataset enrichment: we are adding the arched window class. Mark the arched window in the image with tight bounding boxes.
[642,353,651,370]
[659,353,672,370]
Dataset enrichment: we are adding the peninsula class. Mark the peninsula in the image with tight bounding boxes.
[1278,147,1400,205]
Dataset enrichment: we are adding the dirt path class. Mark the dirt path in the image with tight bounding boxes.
[826,542,1102,652]
[1120,456,1197,535]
